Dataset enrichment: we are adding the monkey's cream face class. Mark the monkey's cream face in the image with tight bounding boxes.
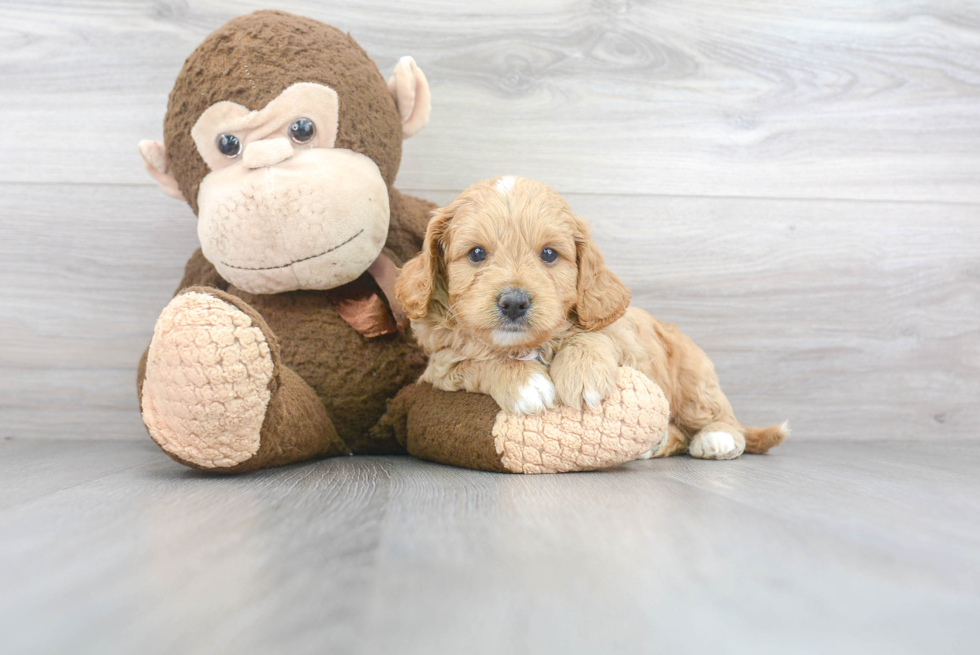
[191,83,390,294]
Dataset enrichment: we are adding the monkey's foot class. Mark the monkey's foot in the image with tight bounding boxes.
[141,290,275,469]
[492,368,670,473]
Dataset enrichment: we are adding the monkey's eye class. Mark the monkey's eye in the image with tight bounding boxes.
[289,118,316,144]
[540,247,558,264]
[467,247,487,264]
[216,134,241,158]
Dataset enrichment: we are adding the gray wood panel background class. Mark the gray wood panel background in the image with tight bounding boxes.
[1,0,978,441]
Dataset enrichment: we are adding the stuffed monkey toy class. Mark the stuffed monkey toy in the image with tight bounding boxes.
[137,10,670,474]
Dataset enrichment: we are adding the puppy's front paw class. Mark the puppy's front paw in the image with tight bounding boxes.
[551,348,617,411]
[556,374,614,411]
[496,373,557,415]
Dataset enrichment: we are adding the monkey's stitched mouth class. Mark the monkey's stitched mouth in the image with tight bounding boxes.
[220,229,364,271]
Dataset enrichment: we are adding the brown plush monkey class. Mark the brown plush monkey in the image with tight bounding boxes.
[137,10,670,474]
[137,10,438,471]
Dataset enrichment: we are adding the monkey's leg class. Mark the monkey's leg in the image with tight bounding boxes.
[138,287,346,473]
[377,368,670,474]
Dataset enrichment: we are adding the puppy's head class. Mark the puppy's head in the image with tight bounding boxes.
[396,176,631,350]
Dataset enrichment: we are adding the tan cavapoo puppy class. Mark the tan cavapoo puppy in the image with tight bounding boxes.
[395,176,786,459]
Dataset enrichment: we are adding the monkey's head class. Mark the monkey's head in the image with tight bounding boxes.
[138,11,431,294]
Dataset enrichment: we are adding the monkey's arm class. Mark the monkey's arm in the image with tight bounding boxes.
[374,367,671,474]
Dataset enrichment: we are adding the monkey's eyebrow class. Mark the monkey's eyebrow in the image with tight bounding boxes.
[191,82,340,169]
[220,229,363,270]
[193,84,339,136]
[192,101,250,134]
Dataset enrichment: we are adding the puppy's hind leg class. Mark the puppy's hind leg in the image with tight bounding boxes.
[689,421,746,460]
[677,380,787,458]
[687,418,788,459]
[675,379,746,460]
[666,331,787,458]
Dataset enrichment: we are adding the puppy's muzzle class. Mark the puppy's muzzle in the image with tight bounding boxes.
[497,289,531,322]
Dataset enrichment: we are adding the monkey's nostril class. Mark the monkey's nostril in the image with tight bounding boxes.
[497,289,532,321]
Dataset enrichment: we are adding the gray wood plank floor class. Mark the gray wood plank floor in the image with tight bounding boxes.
[2,439,978,655]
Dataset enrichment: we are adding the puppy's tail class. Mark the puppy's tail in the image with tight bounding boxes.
[743,421,789,454]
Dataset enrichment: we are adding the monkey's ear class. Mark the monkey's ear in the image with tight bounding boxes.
[387,56,431,140]
[138,140,186,202]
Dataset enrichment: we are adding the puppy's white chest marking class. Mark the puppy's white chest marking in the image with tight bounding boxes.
[513,373,556,414]
[514,348,546,365]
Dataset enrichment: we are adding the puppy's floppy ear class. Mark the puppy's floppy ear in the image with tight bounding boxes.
[396,203,455,319]
[573,215,632,330]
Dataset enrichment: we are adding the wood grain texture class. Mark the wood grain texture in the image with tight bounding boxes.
[0,1,978,200]
[1,439,978,655]
[2,184,978,441]
[1,0,978,443]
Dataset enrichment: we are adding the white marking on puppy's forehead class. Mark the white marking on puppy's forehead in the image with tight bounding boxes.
[494,175,520,194]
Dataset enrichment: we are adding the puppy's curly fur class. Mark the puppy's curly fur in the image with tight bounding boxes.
[396,177,785,459]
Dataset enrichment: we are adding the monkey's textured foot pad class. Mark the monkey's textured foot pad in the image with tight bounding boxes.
[141,291,274,469]
[491,367,670,474]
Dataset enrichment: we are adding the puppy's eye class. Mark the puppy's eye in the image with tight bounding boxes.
[289,118,316,144]
[467,247,487,264]
[540,247,558,264]
[217,134,241,158]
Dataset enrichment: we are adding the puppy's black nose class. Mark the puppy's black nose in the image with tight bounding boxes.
[498,289,531,321]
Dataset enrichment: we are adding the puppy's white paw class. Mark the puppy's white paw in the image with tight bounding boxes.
[689,430,744,460]
[510,373,557,415]
[552,364,615,411]
[551,344,617,411]
[557,381,611,412]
